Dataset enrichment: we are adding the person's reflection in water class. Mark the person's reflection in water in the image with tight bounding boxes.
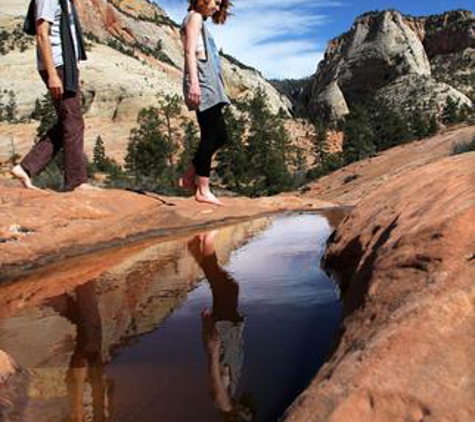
[188,231,256,422]
[46,280,109,422]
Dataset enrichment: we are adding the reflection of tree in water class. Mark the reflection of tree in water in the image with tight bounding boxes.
[46,281,110,422]
[188,232,257,422]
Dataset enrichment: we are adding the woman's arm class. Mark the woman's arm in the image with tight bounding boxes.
[184,12,202,107]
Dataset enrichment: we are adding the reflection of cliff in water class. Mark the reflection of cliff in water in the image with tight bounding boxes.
[0,218,271,422]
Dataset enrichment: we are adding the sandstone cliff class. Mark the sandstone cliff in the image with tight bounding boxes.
[281,124,475,421]
[298,9,474,121]
[0,0,291,161]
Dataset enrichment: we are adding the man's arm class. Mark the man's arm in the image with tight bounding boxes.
[35,0,63,100]
[36,19,63,99]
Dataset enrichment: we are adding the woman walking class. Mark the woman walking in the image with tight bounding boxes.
[180,0,232,206]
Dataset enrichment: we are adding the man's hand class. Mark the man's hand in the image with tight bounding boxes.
[48,72,63,100]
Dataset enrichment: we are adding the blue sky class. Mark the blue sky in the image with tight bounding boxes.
[157,0,474,79]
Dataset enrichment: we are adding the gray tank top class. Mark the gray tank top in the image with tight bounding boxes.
[182,16,230,112]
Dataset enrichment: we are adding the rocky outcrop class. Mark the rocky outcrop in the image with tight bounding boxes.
[405,10,475,102]
[0,0,291,120]
[299,9,474,120]
[404,9,475,59]
[281,124,475,421]
[0,181,332,278]
[376,73,471,115]
[284,138,475,421]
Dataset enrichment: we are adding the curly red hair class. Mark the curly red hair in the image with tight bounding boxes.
[188,0,232,24]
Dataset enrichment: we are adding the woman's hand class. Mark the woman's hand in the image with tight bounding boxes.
[188,82,201,108]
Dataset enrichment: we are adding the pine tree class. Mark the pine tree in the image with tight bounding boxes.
[216,107,248,192]
[342,104,376,164]
[157,94,181,167]
[442,96,460,125]
[177,120,199,175]
[370,99,412,149]
[31,94,57,139]
[244,87,292,196]
[125,107,174,188]
[410,109,429,139]
[93,135,107,171]
[426,114,438,136]
[312,119,329,166]
[0,91,4,121]
[5,90,18,123]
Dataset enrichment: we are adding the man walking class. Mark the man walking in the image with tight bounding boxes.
[11,0,91,191]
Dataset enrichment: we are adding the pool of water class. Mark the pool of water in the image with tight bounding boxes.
[0,212,342,422]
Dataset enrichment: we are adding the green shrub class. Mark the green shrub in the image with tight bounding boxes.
[451,136,475,155]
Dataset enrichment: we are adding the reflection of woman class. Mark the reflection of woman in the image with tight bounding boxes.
[179,0,232,206]
[188,232,254,421]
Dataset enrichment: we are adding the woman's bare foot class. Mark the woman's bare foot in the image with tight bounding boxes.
[195,191,224,206]
[178,176,196,190]
[194,176,224,206]
[10,165,43,191]
[199,230,218,256]
[179,165,196,190]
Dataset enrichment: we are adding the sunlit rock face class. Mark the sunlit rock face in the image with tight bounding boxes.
[283,133,475,422]
[0,0,290,120]
[298,9,474,121]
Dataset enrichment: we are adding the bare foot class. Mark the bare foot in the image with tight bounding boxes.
[199,230,218,256]
[195,192,224,206]
[178,176,196,190]
[10,165,43,191]
[179,165,196,190]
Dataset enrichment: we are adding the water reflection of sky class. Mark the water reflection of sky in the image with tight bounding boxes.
[111,213,341,422]
[0,212,342,422]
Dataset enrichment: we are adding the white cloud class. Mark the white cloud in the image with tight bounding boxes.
[158,0,339,79]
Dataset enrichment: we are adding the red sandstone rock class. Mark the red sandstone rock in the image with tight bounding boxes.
[283,141,475,421]
[0,182,332,275]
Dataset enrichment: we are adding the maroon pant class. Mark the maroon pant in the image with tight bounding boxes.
[21,67,87,190]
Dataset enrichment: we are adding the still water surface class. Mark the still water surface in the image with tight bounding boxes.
[0,213,341,422]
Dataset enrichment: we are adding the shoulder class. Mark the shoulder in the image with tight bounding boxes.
[184,11,203,30]
[35,0,60,21]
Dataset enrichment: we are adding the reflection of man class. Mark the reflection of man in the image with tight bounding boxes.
[46,281,109,422]
[12,0,90,191]
[188,231,255,421]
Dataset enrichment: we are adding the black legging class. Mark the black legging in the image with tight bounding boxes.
[193,104,228,177]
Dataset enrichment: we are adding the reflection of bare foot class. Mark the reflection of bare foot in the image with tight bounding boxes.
[199,230,218,257]
[195,191,224,206]
[10,165,43,191]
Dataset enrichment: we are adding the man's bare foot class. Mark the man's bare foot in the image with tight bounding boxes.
[195,191,224,206]
[10,165,43,191]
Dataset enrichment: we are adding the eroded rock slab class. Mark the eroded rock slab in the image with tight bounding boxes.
[0,182,333,276]
[283,152,475,421]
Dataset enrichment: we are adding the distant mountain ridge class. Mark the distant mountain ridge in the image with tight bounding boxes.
[293,9,474,121]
